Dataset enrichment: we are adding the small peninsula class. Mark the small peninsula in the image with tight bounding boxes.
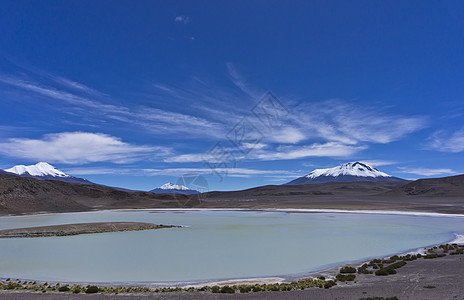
[0,222,178,238]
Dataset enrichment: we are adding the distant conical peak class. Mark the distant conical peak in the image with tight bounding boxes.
[159,182,191,190]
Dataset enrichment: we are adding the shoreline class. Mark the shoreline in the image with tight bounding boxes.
[0,208,463,288]
[1,242,464,299]
[3,206,464,219]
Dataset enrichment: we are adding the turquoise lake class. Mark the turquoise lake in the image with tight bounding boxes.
[0,209,463,283]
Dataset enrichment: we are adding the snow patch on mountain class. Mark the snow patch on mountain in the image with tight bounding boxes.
[305,162,392,179]
[159,182,191,191]
[6,162,71,178]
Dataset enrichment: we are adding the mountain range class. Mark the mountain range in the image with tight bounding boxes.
[1,161,463,215]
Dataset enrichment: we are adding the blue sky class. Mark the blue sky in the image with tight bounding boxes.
[0,1,463,191]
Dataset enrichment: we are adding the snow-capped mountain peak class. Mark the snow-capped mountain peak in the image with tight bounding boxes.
[150,182,199,195]
[159,182,191,191]
[5,162,71,178]
[285,161,405,185]
[305,162,391,179]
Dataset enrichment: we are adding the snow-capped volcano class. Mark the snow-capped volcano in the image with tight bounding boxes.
[286,162,405,185]
[6,162,71,178]
[3,162,94,185]
[159,182,191,191]
[150,182,199,195]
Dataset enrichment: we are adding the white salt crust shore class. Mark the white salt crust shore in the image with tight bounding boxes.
[1,208,463,288]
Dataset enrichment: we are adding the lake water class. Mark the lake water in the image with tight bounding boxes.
[0,209,463,283]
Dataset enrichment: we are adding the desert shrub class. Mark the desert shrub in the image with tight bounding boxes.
[211,286,220,293]
[375,268,397,276]
[239,285,252,293]
[340,266,357,273]
[220,285,235,293]
[424,253,445,259]
[336,274,356,281]
[252,285,262,292]
[85,285,99,293]
[389,261,407,269]
[324,280,337,288]
[58,285,70,292]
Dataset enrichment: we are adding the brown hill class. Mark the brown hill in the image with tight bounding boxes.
[205,181,408,200]
[0,174,195,215]
[381,174,464,197]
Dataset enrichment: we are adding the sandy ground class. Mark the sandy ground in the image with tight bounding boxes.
[1,254,464,299]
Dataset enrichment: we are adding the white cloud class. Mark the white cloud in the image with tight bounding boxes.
[0,132,168,164]
[243,142,267,150]
[0,75,225,139]
[0,76,128,114]
[50,75,107,97]
[174,15,190,24]
[398,167,457,177]
[164,153,208,163]
[267,127,306,144]
[226,63,261,98]
[253,142,366,160]
[142,167,300,178]
[427,128,464,153]
[292,100,427,145]
[65,166,301,179]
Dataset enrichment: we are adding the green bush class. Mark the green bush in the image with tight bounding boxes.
[340,266,357,273]
[58,285,70,292]
[251,285,261,292]
[374,268,397,276]
[220,286,235,293]
[336,274,356,281]
[85,285,99,294]
[211,286,220,293]
[324,280,337,288]
[389,261,407,269]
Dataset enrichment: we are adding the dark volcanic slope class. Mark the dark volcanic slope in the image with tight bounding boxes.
[0,174,196,215]
[286,174,405,185]
[200,176,464,214]
[381,174,464,197]
[204,181,409,201]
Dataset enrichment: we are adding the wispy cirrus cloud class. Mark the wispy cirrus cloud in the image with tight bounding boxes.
[397,167,457,177]
[0,132,169,164]
[1,67,429,165]
[226,63,262,98]
[427,128,464,153]
[290,100,428,145]
[165,142,366,163]
[0,74,225,139]
[65,166,301,178]
[252,142,367,160]
[0,76,128,114]
[174,15,190,24]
